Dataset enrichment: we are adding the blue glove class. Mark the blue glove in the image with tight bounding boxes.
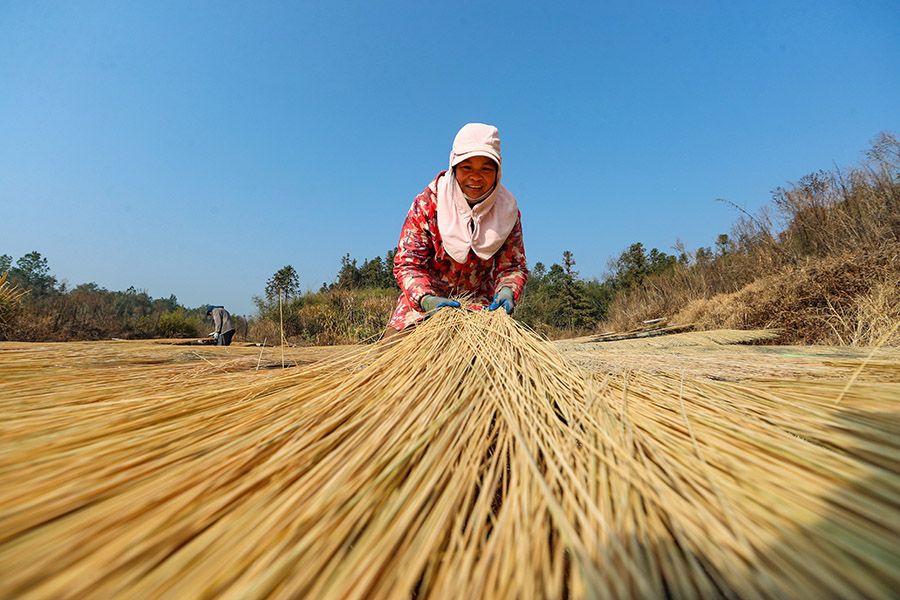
[488,287,515,314]
[420,295,461,314]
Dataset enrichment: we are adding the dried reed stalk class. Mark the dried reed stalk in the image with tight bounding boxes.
[0,310,898,599]
[0,272,28,324]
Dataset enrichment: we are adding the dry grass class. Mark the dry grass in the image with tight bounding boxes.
[602,131,900,342]
[671,246,900,346]
[0,272,28,325]
[1,310,899,599]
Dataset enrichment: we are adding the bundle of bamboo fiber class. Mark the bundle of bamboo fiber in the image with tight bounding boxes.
[1,309,898,599]
[0,271,28,323]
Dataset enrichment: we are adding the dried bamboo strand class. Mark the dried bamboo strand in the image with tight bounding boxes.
[1,310,899,598]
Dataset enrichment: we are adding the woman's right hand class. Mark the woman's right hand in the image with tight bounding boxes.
[420,295,461,314]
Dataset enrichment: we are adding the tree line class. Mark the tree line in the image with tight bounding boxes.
[0,251,212,340]
[9,131,895,344]
[0,225,769,343]
[252,240,686,343]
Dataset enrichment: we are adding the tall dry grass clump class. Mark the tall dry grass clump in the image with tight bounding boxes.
[603,132,900,340]
[774,132,900,257]
[0,272,28,327]
[1,310,898,598]
[673,244,900,345]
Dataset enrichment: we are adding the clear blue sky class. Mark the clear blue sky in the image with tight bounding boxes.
[3,1,898,316]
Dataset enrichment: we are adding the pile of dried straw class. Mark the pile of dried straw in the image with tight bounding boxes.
[0,271,28,325]
[1,309,898,598]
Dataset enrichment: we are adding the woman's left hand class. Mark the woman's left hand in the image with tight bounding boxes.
[488,288,515,314]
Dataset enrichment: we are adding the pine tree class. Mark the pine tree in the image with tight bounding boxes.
[265,265,300,300]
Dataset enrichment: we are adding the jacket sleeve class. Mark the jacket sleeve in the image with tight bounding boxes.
[493,212,529,302]
[213,310,223,333]
[393,193,439,310]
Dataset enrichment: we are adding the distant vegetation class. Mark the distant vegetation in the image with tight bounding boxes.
[251,129,898,347]
[0,253,209,341]
[3,132,898,346]
[0,251,246,341]
[604,131,900,345]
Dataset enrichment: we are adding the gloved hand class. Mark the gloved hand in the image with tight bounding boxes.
[488,287,515,314]
[420,295,461,314]
[207,332,216,338]
[208,331,220,340]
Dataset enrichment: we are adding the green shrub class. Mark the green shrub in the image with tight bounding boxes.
[247,287,397,345]
[157,310,200,338]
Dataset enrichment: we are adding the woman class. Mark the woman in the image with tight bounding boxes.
[384,123,528,340]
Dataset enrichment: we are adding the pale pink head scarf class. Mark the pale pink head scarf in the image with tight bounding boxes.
[436,123,519,264]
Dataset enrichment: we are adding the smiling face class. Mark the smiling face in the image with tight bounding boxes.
[454,156,498,200]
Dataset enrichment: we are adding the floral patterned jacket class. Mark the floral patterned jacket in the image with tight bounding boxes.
[388,172,528,330]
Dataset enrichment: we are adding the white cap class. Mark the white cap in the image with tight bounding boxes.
[449,123,502,168]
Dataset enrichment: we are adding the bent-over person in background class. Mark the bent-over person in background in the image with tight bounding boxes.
[206,305,235,346]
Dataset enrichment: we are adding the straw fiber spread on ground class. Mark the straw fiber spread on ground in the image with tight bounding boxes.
[1,311,899,599]
[555,333,900,382]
